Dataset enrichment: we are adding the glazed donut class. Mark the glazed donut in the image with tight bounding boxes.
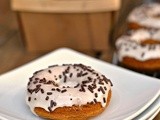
[128,3,160,29]
[116,33,160,72]
[26,64,113,120]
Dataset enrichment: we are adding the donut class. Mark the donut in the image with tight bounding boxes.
[128,3,160,30]
[26,64,113,120]
[116,31,160,72]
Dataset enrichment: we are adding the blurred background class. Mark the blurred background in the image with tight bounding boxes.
[1,0,121,74]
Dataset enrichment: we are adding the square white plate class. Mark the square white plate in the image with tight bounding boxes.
[134,97,160,120]
[0,48,160,120]
[148,107,160,120]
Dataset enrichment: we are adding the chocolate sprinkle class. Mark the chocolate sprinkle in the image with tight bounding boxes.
[79,85,85,92]
[69,73,73,78]
[103,78,108,84]
[77,71,83,77]
[48,70,52,73]
[90,101,94,104]
[33,81,38,84]
[51,88,55,91]
[48,65,58,68]
[61,89,67,93]
[74,83,80,88]
[82,80,90,84]
[94,98,97,103]
[36,84,41,88]
[27,88,33,94]
[46,80,52,84]
[56,88,61,92]
[50,100,56,108]
[59,75,62,79]
[52,81,58,87]
[29,77,33,82]
[88,85,94,93]
[95,93,98,98]
[33,70,43,75]
[99,86,105,94]
[98,80,104,85]
[91,84,96,89]
[41,89,44,94]
[45,96,49,101]
[27,82,30,86]
[48,107,52,112]
[35,78,39,80]
[104,87,107,90]
[53,102,57,106]
[63,74,67,83]
[148,45,156,50]
[82,72,88,76]
[65,66,70,73]
[35,87,41,93]
[103,97,106,103]
[88,77,92,81]
[28,97,31,102]
[141,52,145,57]
[47,92,52,95]
[39,78,46,83]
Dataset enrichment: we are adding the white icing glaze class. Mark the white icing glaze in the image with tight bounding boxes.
[129,29,150,41]
[125,29,160,43]
[116,39,160,61]
[128,3,160,28]
[26,64,112,115]
[152,30,160,40]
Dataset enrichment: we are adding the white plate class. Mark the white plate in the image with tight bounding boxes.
[148,107,160,120]
[0,48,160,120]
[134,97,160,120]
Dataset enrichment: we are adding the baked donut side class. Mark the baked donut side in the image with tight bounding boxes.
[34,90,112,120]
[26,64,113,120]
[116,38,160,72]
[120,57,160,72]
